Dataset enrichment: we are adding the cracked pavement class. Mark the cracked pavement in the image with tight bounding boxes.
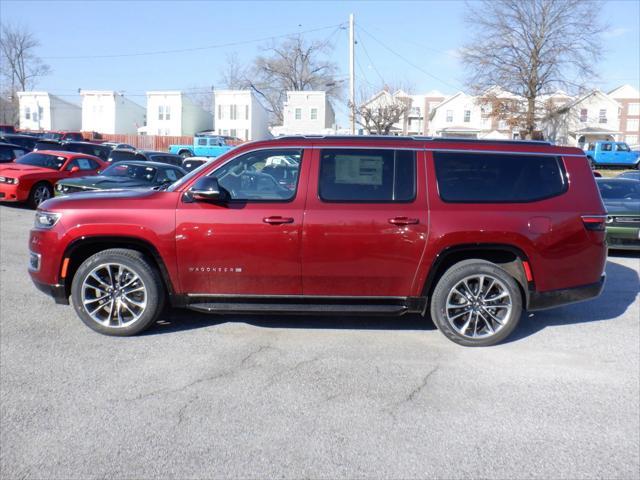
[1,205,639,479]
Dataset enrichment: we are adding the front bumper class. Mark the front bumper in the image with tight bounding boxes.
[31,278,69,305]
[527,275,606,311]
[606,226,640,251]
[0,183,24,202]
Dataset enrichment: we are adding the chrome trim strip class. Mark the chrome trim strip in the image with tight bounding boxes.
[186,293,410,300]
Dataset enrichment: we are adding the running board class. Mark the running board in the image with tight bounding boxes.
[187,302,415,316]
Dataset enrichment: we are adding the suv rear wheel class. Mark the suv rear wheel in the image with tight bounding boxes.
[430,259,522,346]
[71,248,165,336]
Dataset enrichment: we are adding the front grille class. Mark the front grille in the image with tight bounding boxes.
[607,216,640,229]
[609,237,640,246]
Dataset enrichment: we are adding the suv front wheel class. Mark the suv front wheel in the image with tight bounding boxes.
[71,248,165,336]
[430,259,522,346]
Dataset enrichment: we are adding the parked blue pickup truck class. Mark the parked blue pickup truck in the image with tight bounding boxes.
[168,136,235,159]
[585,141,640,169]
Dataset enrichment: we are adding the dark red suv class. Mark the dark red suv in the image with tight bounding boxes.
[28,136,607,346]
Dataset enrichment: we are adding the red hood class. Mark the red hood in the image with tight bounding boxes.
[0,163,59,177]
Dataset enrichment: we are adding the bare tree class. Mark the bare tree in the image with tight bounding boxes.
[219,52,250,90]
[246,35,341,124]
[355,86,412,135]
[0,23,51,124]
[461,0,605,138]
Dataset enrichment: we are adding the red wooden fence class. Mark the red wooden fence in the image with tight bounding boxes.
[82,133,244,152]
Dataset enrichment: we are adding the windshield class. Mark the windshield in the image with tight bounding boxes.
[598,180,640,200]
[102,163,157,182]
[16,152,66,170]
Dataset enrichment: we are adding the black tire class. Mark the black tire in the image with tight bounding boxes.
[179,150,192,159]
[71,248,165,336]
[28,182,53,209]
[429,259,523,347]
[587,156,596,170]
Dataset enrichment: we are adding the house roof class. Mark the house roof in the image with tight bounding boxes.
[608,84,640,99]
[558,89,621,112]
[428,91,467,116]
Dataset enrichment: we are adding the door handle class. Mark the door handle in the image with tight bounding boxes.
[388,216,419,226]
[263,216,294,225]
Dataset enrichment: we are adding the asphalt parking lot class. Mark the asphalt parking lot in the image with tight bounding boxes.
[1,204,638,479]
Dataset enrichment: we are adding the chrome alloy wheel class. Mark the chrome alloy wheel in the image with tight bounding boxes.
[80,263,147,328]
[33,185,51,205]
[445,274,513,339]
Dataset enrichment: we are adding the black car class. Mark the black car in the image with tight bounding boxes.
[0,143,28,163]
[60,141,112,161]
[182,157,209,172]
[34,139,65,151]
[107,149,183,166]
[55,160,187,195]
[0,134,38,151]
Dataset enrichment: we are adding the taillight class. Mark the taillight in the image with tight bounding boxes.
[581,215,607,231]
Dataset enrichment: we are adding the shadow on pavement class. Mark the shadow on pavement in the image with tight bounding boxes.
[146,256,638,343]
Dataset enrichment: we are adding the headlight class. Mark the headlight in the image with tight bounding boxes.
[0,176,18,185]
[34,211,62,229]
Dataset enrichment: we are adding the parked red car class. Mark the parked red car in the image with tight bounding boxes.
[0,151,106,208]
[28,136,607,346]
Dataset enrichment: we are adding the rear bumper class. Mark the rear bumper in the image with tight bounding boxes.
[527,275,605,311]
[31,278,69,305]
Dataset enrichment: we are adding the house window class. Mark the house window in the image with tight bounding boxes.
[245,129,249,140]
[230,129,237,137]
[446,110,453,122]
[25,107,31,120]
[599,109,607,124]
[295,108,302,120]
[627,119,639,132]
[165,106,171,120]
[158,105,164,120]
[464,110,471,123]
[579,109,588,122]
[498,120,507,130]
[245,105,249,120]
[218,105,223,120]
[230,105,237,120]
[310,108,318,120]
[628,103,640,116]
[32,111,38,122]
[410,107,420,116]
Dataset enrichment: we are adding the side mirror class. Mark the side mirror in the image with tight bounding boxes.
[70,166,80,173]
[188,176,229,202]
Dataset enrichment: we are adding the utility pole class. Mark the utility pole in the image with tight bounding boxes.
[349,13,355,135]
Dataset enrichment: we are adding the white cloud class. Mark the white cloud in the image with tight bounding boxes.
[603,27,630,38]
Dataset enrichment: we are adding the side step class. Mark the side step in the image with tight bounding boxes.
[187,302,410,316]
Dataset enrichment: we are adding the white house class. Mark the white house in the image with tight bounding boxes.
[543,89,622,147]
[80,90,146,135]
[609,84,640,147]
[17,92,81,131]
[212,90,270,141]
[146,91,212,136]
[428,91,489,139]
[275,91,335,135]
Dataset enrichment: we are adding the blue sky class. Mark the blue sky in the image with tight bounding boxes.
[2,0,639,126]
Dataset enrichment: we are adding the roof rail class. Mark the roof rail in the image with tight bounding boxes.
[272,134,553,146]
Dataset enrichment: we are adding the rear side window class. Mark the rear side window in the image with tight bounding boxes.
[433,152,567,203]
[319,149,416,202]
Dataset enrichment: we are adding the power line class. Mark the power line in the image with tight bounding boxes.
[44,23,346,60]
[356,23,463,92]
[355,31,385,86]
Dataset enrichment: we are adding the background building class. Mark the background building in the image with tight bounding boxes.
[17,92,81,131]
[212,90,270,141]
[274,91,335,135]
[80,90,145,135]
[609,84,640,147]
[146,91,212,136]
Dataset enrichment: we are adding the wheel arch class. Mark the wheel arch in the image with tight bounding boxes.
[61,236,176,301]
[421,243,532,308]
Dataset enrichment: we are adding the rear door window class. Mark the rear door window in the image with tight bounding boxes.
[318,149,416,202]
[109,150,138,163]
[433,152,567,203]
